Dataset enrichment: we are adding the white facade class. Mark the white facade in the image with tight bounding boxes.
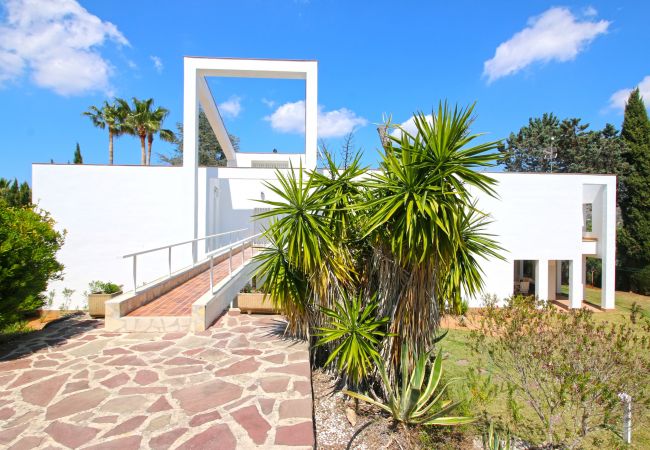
[31,57,616,310]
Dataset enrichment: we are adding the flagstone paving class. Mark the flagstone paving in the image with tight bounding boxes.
[0,311,314,449]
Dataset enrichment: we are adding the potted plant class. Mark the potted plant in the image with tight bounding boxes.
[236,283,278,314]
[87,281,122,317]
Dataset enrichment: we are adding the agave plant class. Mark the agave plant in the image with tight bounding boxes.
[344,343,474,426]
[315,291,390,385]
[482,422,512,450]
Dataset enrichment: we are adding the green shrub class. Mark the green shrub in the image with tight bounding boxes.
[345,343,473,427]
[0,202,64,328]
[630,265,650,295]
[88,280,122,294]
[472,301,650,447]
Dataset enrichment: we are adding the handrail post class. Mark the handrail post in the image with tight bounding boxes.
[168,246,172,278]
[133,255,137,293]
[209,255,214,293]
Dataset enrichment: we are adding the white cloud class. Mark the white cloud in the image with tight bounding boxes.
[483,7,609,83]
[319,107,368,138]
[220,95,242,118]
[608,76,650,111]
[150,55,163,73]
[0,0,128,96]
[261,97,276,108]
[265,100,368,138]
[583,6,598,17]
[266,101,305,133]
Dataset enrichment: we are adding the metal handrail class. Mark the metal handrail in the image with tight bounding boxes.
[123,228,248,258]
[124,228,250,293]
[207,232,264,294]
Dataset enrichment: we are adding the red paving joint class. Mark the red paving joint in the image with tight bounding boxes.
[128,248,254,317]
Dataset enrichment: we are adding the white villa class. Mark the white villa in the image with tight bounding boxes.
[32,57,616,331]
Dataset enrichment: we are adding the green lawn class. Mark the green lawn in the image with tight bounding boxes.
[440,286,650,449]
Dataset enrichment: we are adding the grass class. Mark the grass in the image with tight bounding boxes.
[440,286,650,449]
[0,320,35,345]
[560,284,650,325]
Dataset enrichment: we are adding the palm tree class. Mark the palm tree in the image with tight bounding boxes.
[120,98,175,165]
[83,100,127,164]
[119,97,152,165]
[146,106,176,165]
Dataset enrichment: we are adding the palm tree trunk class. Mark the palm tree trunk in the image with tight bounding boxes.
[147,133,153,166]
[108,129,114,165]
[139,134,146,165]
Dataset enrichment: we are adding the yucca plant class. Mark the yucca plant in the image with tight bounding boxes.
[254,160,364,336]
[254,223,310,338]
[344,343,473,426]
[363,102,502,363]
[315,291,390,386]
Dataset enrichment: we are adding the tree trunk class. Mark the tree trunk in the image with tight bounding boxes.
[108,129,114,165]
[147,133,153,166]
[139,134,146,165]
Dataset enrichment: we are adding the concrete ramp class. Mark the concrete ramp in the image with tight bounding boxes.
[105,246,259,332]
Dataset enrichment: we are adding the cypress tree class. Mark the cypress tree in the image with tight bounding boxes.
[73,143,83,164]
[618,88,650,289]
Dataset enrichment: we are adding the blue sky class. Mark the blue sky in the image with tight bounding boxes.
[0,0,649,182]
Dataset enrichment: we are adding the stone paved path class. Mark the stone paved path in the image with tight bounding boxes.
[0,311,313,449]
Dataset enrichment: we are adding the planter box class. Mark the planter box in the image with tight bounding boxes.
[237,293,278,314]
[88,291,122,318]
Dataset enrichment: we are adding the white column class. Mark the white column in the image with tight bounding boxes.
[569,258,583,308]
[304,62,318,170]
[556,260,563,293]
[183,59,199,263]
[536,259,549,302]
[518,260,524,280]
[601,183,616,309]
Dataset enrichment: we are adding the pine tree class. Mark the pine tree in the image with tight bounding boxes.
[73,143,83,164]
[618,88,650,289]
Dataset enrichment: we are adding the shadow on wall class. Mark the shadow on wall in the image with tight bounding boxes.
[204,179,256,254]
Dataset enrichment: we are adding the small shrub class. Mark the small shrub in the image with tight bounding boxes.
[60,288,74,312]
[344,343,473,427]
[472,301,650,448]
[88,280,122,294]
[0,202,64,328]
[630,301,641,324]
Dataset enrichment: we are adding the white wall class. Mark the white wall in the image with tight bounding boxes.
[32,164,195,309]
[32,164,616,310]
[468,173,616,307]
